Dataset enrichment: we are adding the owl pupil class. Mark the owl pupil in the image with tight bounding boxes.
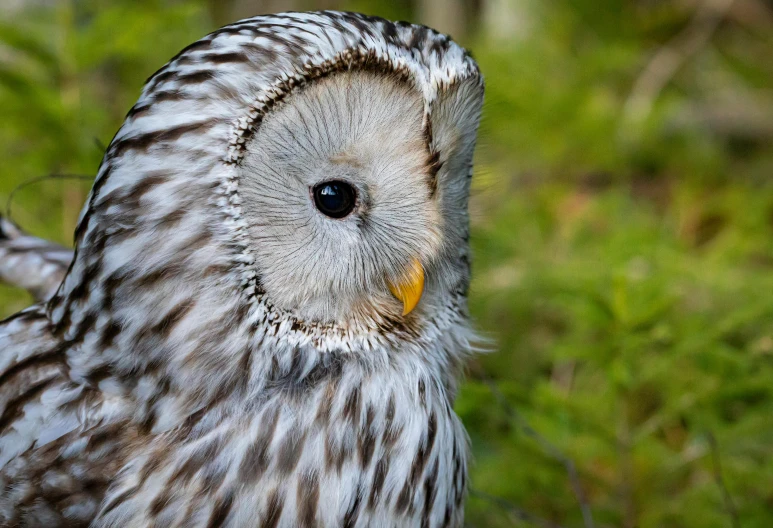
[312,181,356,219]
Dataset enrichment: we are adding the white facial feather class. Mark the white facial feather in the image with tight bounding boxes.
[241,71,443,323]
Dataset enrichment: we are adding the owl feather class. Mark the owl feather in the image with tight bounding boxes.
[0,217,73,302]
[0,11,484,527]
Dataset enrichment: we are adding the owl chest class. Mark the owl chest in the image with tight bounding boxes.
[97,373,469,527]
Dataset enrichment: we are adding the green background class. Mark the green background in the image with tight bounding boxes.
[2,1,772,526]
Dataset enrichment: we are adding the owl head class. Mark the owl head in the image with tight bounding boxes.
[240,65,483,324]
[52,13,483,371]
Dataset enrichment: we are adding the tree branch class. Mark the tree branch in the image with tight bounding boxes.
[622,0,736,126]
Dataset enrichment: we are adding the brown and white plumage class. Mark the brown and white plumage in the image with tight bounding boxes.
[0,11,483,527]
[0,218,72,302]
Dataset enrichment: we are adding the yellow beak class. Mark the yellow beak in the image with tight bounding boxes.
[387,258,425,315]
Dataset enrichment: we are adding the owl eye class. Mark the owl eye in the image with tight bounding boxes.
[312,181,356,219]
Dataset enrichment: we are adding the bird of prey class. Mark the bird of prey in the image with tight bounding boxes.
[0,11,483,527]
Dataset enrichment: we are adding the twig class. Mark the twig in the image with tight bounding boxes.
[471,362,595,528]
[706,432,740,528]
[5,173,93,222]
[622,0,736,126]
[470,488,566,528]
[726,0,773,30]
[93,137,107,153]
[617,408,636,528]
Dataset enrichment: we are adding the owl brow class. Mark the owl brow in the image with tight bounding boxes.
[225,49,417,166]
[329,154,364,169]
[277,117,318,163]
[229,57,459,204]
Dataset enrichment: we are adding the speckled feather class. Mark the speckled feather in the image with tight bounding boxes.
[0,218,72,303]
[0,11,483,527]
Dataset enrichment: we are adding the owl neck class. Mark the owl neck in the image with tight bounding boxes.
[241,293,476,398]
[52,249,474,431]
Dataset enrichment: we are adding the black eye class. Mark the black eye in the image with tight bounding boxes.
[312,180,356,219]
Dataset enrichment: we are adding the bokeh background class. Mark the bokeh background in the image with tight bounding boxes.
[2,0,773,526]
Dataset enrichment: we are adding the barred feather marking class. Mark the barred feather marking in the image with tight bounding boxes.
[0,217,73,302]
[0,11,483,527]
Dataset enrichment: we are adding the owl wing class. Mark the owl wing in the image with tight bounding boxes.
[0,219,124,526]
[0,217,73,302]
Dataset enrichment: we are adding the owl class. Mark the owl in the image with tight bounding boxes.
[0,11,483,528]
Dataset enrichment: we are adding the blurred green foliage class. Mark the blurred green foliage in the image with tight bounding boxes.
[2,1,773,526]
